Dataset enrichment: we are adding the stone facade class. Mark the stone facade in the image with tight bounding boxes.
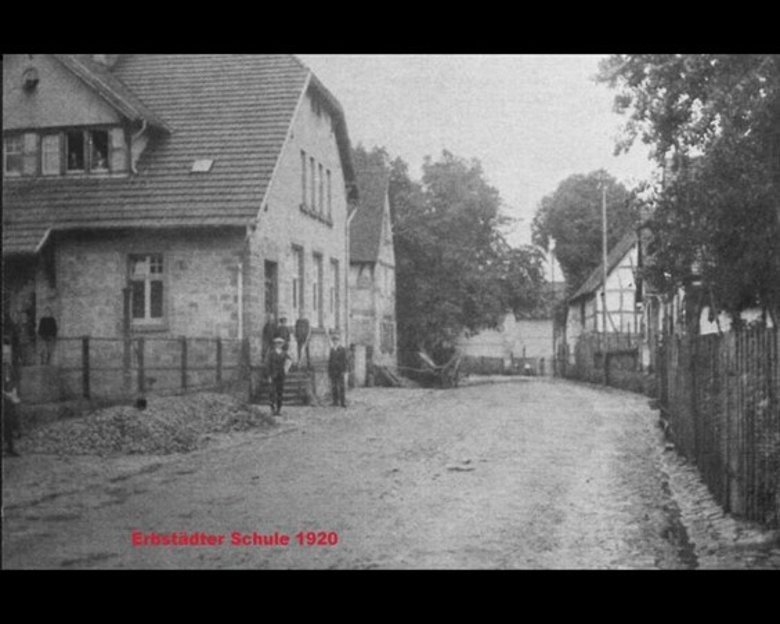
[244,88,349,364]
[3,56,353,403]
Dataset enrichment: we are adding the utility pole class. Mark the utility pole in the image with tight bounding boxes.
[550,241,556,376]
[601,181,608,336]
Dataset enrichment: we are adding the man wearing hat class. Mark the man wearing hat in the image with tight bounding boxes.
[264,336,292,415]
[273,314,292,358]
[328,332,348,408]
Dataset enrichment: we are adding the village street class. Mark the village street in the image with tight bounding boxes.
[2,378,779,570]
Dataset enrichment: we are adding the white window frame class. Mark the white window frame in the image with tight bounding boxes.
[129,254,166,326]
[3,134,23,176]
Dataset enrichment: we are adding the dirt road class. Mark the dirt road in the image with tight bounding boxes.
[2,378,778,569]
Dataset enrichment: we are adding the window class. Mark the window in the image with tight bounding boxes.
[331,259,340,328]
[3,135,23,175]
[318,163,324,213]
[310,157,316,213]
[129,254,165,325]
[41,135,61,176]
[313,253,323,327]
[327,169,332,218]
[292,246,304,313]
[381,321,395,354]
[66,130,85,171]
[301,149,307,207]
[66,129,117,173]
[90,129,109,171]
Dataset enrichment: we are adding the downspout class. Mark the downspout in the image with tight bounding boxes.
[237,259,244,340]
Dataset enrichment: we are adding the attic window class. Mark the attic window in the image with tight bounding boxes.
[191,159,214,173]
[22,68,39,92]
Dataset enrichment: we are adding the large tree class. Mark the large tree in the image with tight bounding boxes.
[376,148,546,363]
[597,54,780,325]
[532,170,638,297]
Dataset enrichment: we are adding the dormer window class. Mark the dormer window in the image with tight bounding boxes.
[66,130,85,171]
[91,130,109,171]
[66,129,114,174]
[4,126,126,178]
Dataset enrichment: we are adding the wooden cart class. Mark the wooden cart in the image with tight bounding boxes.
[418,350,463,388]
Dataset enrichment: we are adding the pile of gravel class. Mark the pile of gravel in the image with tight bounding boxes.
[18,393,275,456]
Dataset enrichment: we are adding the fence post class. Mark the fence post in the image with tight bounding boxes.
[216,337,223,386]
[137,336,145,396]
[82,336,90,399]
[181,336,188,391]
[123,287,132,395]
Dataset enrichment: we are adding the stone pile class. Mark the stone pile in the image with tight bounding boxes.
[18,393,274,456]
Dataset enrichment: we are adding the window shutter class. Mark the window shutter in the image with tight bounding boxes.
[22,132,39,176]
[110,127,127,173]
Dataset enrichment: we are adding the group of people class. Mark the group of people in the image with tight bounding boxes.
[262,314,348,416]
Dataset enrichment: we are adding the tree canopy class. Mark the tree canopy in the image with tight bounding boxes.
[532,170,638,297]
[597,54,780,324]
[353,146,546,363]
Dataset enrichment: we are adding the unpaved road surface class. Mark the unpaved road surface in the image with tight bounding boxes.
[3,378,779,569]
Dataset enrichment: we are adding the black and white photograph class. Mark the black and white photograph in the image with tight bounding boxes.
[2,53,779,570]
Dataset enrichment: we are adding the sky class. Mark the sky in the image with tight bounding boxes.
[297,54,658,276]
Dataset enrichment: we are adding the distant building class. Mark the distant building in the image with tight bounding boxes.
[348,164,397,384]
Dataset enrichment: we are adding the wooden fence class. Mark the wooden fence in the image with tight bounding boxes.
[658,327,779,528]
[44,335,250,402]
[562,327,779,528]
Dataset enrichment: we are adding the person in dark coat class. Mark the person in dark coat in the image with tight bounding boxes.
[261,318,276,359]
[37,308,58,365]
[273,315,292,353]
[3,363,21,456]
[328,333,348,408]
[264,337,291,415]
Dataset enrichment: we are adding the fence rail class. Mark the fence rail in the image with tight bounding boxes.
[21,335,249,403]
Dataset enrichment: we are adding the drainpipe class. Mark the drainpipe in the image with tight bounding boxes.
[237,259,244,340]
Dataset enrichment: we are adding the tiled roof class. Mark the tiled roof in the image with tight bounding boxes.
[569,230,638,302]
[3,55,319,255]
[350,164,390,263]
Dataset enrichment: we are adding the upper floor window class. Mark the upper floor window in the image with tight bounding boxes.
[327,169,332,218]
[4,126,126,178]
[67,129,109,173]
[318,163,324,214]
[3,135,23,176]
[301,149,308,207]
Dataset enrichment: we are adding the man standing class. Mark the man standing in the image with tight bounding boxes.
[328,332,348,408]
[273,315,292,353]
[264,337,291,416]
